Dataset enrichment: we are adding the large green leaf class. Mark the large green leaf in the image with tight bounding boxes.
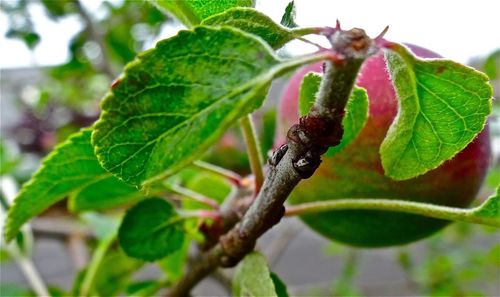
[202,8,300,49]
[92,26,327,186]
[382,44,492,180]
[118,198,184,261]
[152,0,253,27]
[233,252,277,297]
[4,129,139,242]
[297,72,369,156]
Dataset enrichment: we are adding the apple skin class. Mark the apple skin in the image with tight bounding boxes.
[278,45,491,247]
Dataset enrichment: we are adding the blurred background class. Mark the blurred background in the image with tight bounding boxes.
[1,0,499,296]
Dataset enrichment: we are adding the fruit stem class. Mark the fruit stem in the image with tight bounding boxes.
[284,199,500,228]
[240,114,265,195]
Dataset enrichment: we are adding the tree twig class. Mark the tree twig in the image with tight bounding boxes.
[167,27,378,297]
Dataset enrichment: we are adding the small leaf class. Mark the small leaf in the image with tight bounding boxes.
[158,237,190,282]
[202,8,298,49]
[325,87,369,156]
[270,272,289,297]
[233,252,277,297]
[471,186,500,221]
[280,1,298,28]
[92,26,326,186]
[382,44,492,180]
[126,281,162,297]
[94,249,144,297]
[483,49,499,80]
[298,71,321,116]
[152,0,253,27]
[4,129,139,242]
[118,198,184,261]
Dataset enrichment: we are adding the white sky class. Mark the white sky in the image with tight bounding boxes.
[0,0,499,68]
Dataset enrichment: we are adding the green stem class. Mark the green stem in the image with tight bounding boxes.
[192,160,242,185]
[164,183,220,209]
[292,27,320,36]
[240,114,264,194]
[1,185,49,297]
[285,199,500,228]
[13,253,50,297]
[80,233,115,296]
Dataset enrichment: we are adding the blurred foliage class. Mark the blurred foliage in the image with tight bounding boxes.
[484,49,500,81]
[0,0,169,163]
[0,0,40,49]
[411,224,499,296]
[321,222,499,296]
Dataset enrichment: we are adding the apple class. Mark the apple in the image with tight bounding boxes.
[277,45,491,247]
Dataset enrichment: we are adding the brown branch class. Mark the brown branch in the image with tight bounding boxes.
[167,27,378,297]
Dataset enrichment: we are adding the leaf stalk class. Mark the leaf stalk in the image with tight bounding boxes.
[285,199,500,228]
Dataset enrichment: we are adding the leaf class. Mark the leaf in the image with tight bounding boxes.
[118,198,184,261]
[382,44,492,180]
[158,237,190,282]
[202,8,298,49]
[4,129,140,242]
[483,49,499,80]
[0,284,34,297]
[325,87,369,156]
[152,0,253,27]
[471,186,500,221]
[69,176,142,212]
[233,252,277,297]
[280,1,298,28]
[94,249,144,297]
[126,281,162,297]
[270,272,289,297]
[71,269,86,297]
[486,165,500,189]
[92,26,326,186]
[298,71,321,116]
